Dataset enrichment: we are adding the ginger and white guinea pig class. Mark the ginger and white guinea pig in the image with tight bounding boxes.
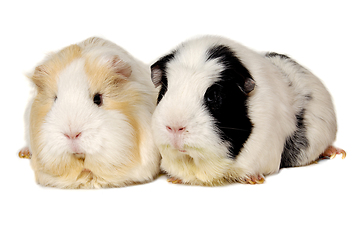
[19,37,160,188]
[150,35,346,186]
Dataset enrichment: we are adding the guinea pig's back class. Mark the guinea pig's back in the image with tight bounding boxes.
[265,52,337,167]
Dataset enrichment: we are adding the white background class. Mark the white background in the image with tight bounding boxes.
[1,0,359,239]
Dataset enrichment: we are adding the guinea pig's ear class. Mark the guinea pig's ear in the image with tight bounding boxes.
[150,64,162,88]
[239,78,256,94]
[31,65,49,90]
[150,51,176,88]
[108,56,132,78]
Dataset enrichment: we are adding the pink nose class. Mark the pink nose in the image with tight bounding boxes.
[166,126,186,134]
[64,132,82,139]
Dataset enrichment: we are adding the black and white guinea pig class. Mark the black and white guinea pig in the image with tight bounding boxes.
[19,37,160,188]
[150,35,346,186]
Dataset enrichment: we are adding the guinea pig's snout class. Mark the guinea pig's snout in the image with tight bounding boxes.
[166,126,186,134]
[165,125,187,152]
[64,131,82,140]
[64,130,84,154]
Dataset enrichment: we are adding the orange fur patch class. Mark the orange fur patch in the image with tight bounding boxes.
[31,44,82,93]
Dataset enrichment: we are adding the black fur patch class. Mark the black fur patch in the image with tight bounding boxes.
[265,52,291,60]
[150,51,176,104]
[280,109,309,168]
[205,45,254,159]
[304,94,313,101]
[265,52,303,70]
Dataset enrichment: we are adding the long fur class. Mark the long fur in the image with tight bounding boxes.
[24,37,160,188]
[151,35,337,185]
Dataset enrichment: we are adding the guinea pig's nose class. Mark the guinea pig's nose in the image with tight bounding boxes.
[64,132,82,140]
[166,126,186,134]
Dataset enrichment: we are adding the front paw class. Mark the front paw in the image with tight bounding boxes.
[241,174,265,185]
[19,147,31,159]
[167,177,183,184]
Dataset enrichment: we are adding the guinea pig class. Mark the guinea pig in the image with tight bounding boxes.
[18,37,160,188]
[150,35,346,186]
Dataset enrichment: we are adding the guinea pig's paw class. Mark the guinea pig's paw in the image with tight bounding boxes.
[167,177,183,184]
[241,174,265,185]
[320,146,346,160]
[18,147,31,159]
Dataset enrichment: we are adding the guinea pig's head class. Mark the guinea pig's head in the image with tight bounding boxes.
[29,39,141,180]
[151,41,256,161]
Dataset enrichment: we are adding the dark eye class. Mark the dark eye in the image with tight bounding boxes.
[54,95,57,102]
[204,84,223,111]
[93,93,103,106]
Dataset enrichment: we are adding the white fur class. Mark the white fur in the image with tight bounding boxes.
[152,35,337,185]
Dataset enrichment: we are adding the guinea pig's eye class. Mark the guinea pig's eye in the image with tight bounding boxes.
[205,84,223,110]
[54,95,57,102]
[93,93,103,106]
